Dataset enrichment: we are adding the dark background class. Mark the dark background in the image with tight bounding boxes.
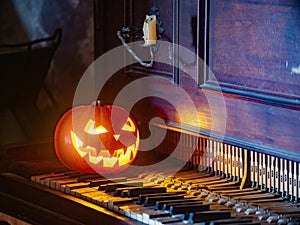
[0,0,94,145]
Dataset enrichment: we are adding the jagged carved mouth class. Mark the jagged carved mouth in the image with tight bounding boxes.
[70,131,138,167]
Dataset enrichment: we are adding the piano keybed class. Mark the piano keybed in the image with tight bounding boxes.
[29,155,300,225]
[1,126,300,225]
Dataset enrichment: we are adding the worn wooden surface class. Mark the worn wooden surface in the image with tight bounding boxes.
[94,0,300,161]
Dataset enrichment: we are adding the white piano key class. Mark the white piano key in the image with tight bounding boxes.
[71,187,98,198]
[107,197,133,211]
[143,210,171,224]
[64,182,91,194]
[47,175,75,188]
[91,194,111,206]
[81,190,106,202]
[41,174,67,186]
[53,177,79,190]
[31,172,56,183]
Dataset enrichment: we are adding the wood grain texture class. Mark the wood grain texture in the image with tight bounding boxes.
[94,0,300,161]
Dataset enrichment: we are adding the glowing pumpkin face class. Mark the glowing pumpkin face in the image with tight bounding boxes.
[54,104,139,174]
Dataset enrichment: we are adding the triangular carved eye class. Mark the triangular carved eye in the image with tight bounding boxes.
[84,119,108,134]
[121,117,136,132]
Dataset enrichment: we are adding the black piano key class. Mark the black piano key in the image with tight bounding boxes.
[149,216,183,225]
[169,203,209,215]
[53,168,71,174]
[64,182,92,194]
[88,178,109,187]
[138,192,183,205]
[113,185,155,197]
[116,186,167,197]
[208,218,253,225]
[142,211,171,220]
[128,186,167,197]
[114,187,132,196]
[156,199,200,211]
[157,223,186,225]
[178,172,212,181]
[32,172,74,183]
[89,177,127,187]
[222,190,263,197]
[63,178,123,193]
[42,174,73,187]
[77,174,104,182]
[101,181,144,192]
[43,172,87,189]
[144,194,186,206]
[208,185,239,192]
[107,197,135,210]
[67,172,86,178]
[188,211,231,223]
[143,202,205,224]
[227,222,261,225]
[159,218,184,224]
[232,193,276,201]
[50,177,79,189]
[155,223,186,225]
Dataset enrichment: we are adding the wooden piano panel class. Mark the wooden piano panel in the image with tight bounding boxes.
[201,0,300,161]
[94,0,300,162]
[207,0,300,98]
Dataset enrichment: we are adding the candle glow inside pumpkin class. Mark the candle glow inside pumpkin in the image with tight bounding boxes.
[54,104,139,174]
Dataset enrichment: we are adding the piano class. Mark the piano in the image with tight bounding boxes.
[1,0,300,224]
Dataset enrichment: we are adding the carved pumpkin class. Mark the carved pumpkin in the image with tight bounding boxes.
[54,102,139,174]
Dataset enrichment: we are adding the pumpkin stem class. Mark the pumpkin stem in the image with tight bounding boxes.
[96,99,101,106]
[92,99,103,106]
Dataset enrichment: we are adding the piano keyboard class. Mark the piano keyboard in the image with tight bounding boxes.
[30,162,300,225]
[1,126,300,224]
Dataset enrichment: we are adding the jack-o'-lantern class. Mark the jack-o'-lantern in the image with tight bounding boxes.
[54,102,139,174]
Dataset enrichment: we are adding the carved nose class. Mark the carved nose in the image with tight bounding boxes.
[114,134,120,141]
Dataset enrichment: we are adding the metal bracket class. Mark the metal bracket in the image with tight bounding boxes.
[117,5,164,68]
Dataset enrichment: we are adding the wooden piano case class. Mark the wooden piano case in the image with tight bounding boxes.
[94,0,300,162]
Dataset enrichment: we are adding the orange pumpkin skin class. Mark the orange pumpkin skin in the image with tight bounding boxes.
[54,104,139,174]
